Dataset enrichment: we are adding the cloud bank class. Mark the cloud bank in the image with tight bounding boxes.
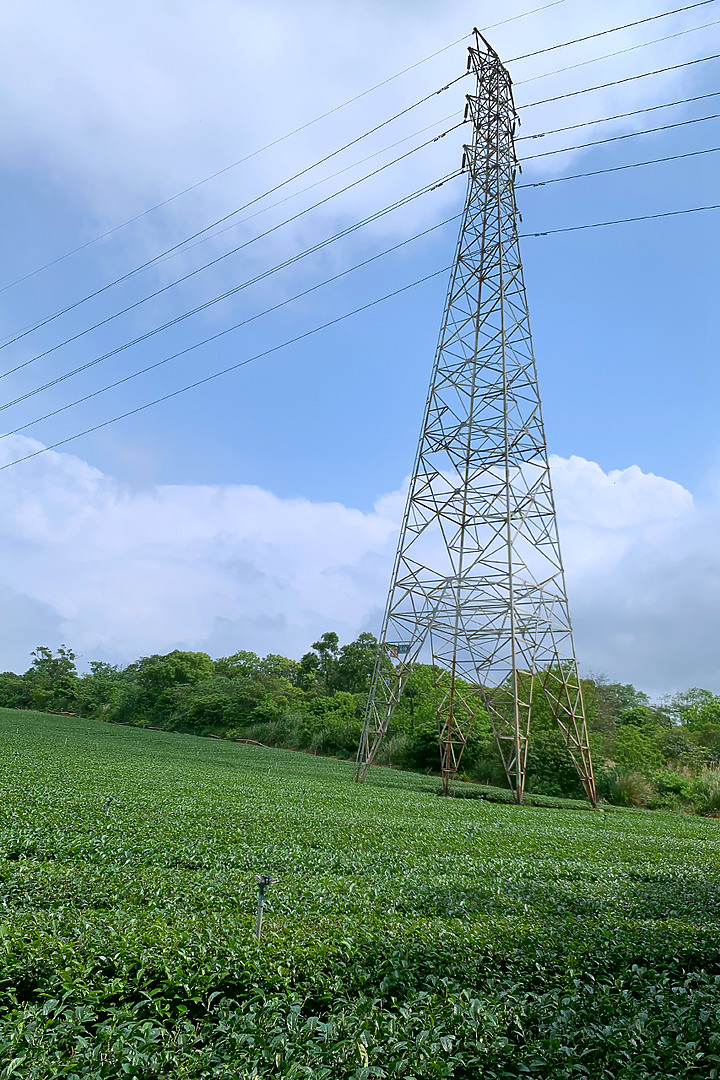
[0,435,717,695]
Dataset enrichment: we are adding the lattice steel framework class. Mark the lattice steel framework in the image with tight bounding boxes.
[355,36,596,804]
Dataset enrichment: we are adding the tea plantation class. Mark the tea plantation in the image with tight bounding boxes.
[2,708,720,1078]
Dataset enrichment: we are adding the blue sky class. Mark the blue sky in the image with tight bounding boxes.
[0,0,718,693]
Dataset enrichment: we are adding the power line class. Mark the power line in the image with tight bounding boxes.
[520,51,720,110]
[3,199,719,473]
[0,111,459,361]
[4,110,716,405]
[9,84,714,324]
[0,0,571,295]
[0,79,466,354]
[0,122,463,384]
[520,201,720,236]
[128,110,459,273]
[0,170,463,413]
[482,0,573,32]
[6,141,717,431]
[5,96,717,394]
[2,20,717,413]
[516,15,720,87]
[1,215,462,441]
[5,151,714,437]
[7,89,717,370]
[521,111,720,162]
[4,83,712,369]
[517,143,720,187]
[0,266,453,472]
[3,22,716,357]
[5,116,716,422]
[516,89,720,140]
[0,109,460,350]
[0,0,714,334]
[2,68,463,300]
[509,0,716,62]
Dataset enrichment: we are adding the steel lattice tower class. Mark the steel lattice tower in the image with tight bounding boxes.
[355,36,596,805]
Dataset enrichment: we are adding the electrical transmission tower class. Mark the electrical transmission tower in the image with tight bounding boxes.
[355,35,596,805]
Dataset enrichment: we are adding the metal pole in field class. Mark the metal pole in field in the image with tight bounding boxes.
[354,32,596,806]
[255,875,276,940]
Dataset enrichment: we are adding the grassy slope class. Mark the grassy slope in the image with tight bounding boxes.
[2,708,720,1078]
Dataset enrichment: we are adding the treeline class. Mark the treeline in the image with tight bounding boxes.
[3,635,720,811]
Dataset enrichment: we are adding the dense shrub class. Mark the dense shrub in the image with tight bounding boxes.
[524,729,585,798]
[608,770,656,807]
[691,769,720,815]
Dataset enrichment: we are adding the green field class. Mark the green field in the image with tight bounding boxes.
[2,709,720,1078]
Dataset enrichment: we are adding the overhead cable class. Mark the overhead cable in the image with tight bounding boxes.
[520,201,720,236]
[6,136,716,423]
[516,89,720,140]
[1,215,463,441]
[509,0,716,61]
[135,110,459,272]
[0,122,464,382]
[6,107,717,399]
[0,170,463,412]
[0,0,571,295]
[516,15,720,86]
[0,70,464,299]
[520,51,720,109]
[6,88,719,388]
[0,266,453,473]
[10,91,718,367]
[481,0,573,32]
[6,148,717,433]
[3,200,720,472]
[521,111,720,162]
[1,108,458,347]
[517,143,720,187]
[0,81,466,354]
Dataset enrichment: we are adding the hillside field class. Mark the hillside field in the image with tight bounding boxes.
[1,709,720,1078]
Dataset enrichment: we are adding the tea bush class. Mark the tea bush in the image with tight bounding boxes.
[1,708,720,1077]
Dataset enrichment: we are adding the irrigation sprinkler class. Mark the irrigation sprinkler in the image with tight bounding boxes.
[105,797,114,816]
[301,788,307,806]
[255,874,277,940]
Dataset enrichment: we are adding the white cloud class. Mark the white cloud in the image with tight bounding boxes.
[550,455,693,575]
[548,455,720,694]
[0,434,402,667]
[0,435,719,695]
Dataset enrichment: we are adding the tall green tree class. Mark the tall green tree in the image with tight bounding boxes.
[119,651,215,724]
[665,687,720,726]
[24,645,78,711]
[334,633,378,694]
[298,632,339,692]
